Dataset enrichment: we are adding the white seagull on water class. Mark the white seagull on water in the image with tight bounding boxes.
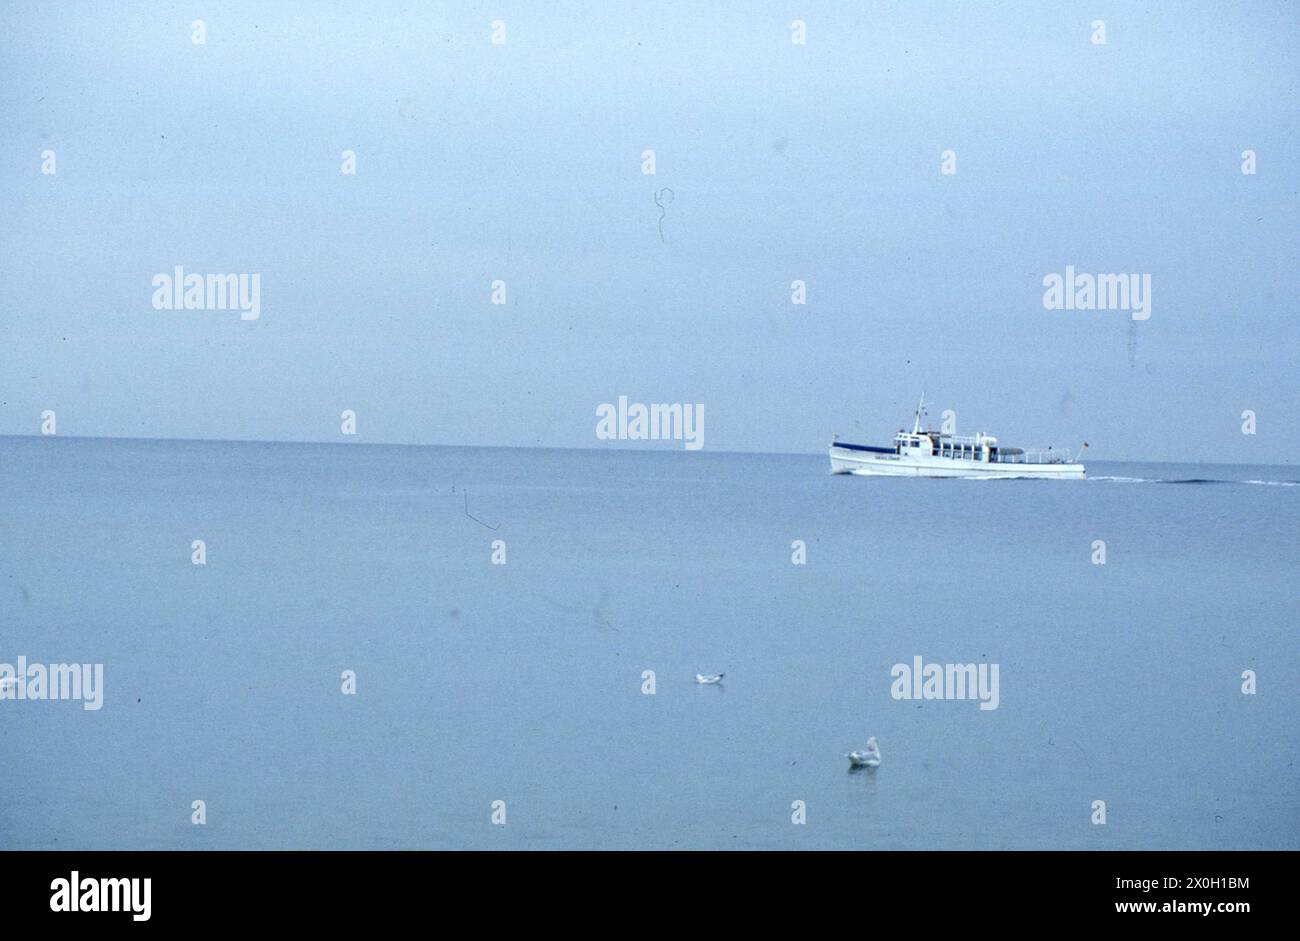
[695,672,724,685]
[846,736,881,769]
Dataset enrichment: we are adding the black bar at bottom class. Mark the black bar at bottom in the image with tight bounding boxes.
[0,850,1283,926]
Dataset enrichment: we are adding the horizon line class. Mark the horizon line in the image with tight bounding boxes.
[0,432,1293,469]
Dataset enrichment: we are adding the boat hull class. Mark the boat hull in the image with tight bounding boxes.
[829,445,1085,480]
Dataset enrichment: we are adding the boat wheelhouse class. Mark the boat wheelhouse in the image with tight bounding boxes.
[829,395,1086,479]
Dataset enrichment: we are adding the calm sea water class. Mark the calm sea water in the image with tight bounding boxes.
[1,436,1296,850]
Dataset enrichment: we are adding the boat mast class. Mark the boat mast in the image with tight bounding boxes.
[912,391,927,434]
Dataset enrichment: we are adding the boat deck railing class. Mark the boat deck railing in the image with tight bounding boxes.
[933,434,985,447]
[993,449,1072,465]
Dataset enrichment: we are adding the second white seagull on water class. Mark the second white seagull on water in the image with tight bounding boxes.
[846,736,882,768]
[695,672,724,685]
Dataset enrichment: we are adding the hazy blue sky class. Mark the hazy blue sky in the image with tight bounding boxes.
[2,1,1296,462]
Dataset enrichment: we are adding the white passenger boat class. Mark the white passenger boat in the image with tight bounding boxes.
[830,396,1086,479]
